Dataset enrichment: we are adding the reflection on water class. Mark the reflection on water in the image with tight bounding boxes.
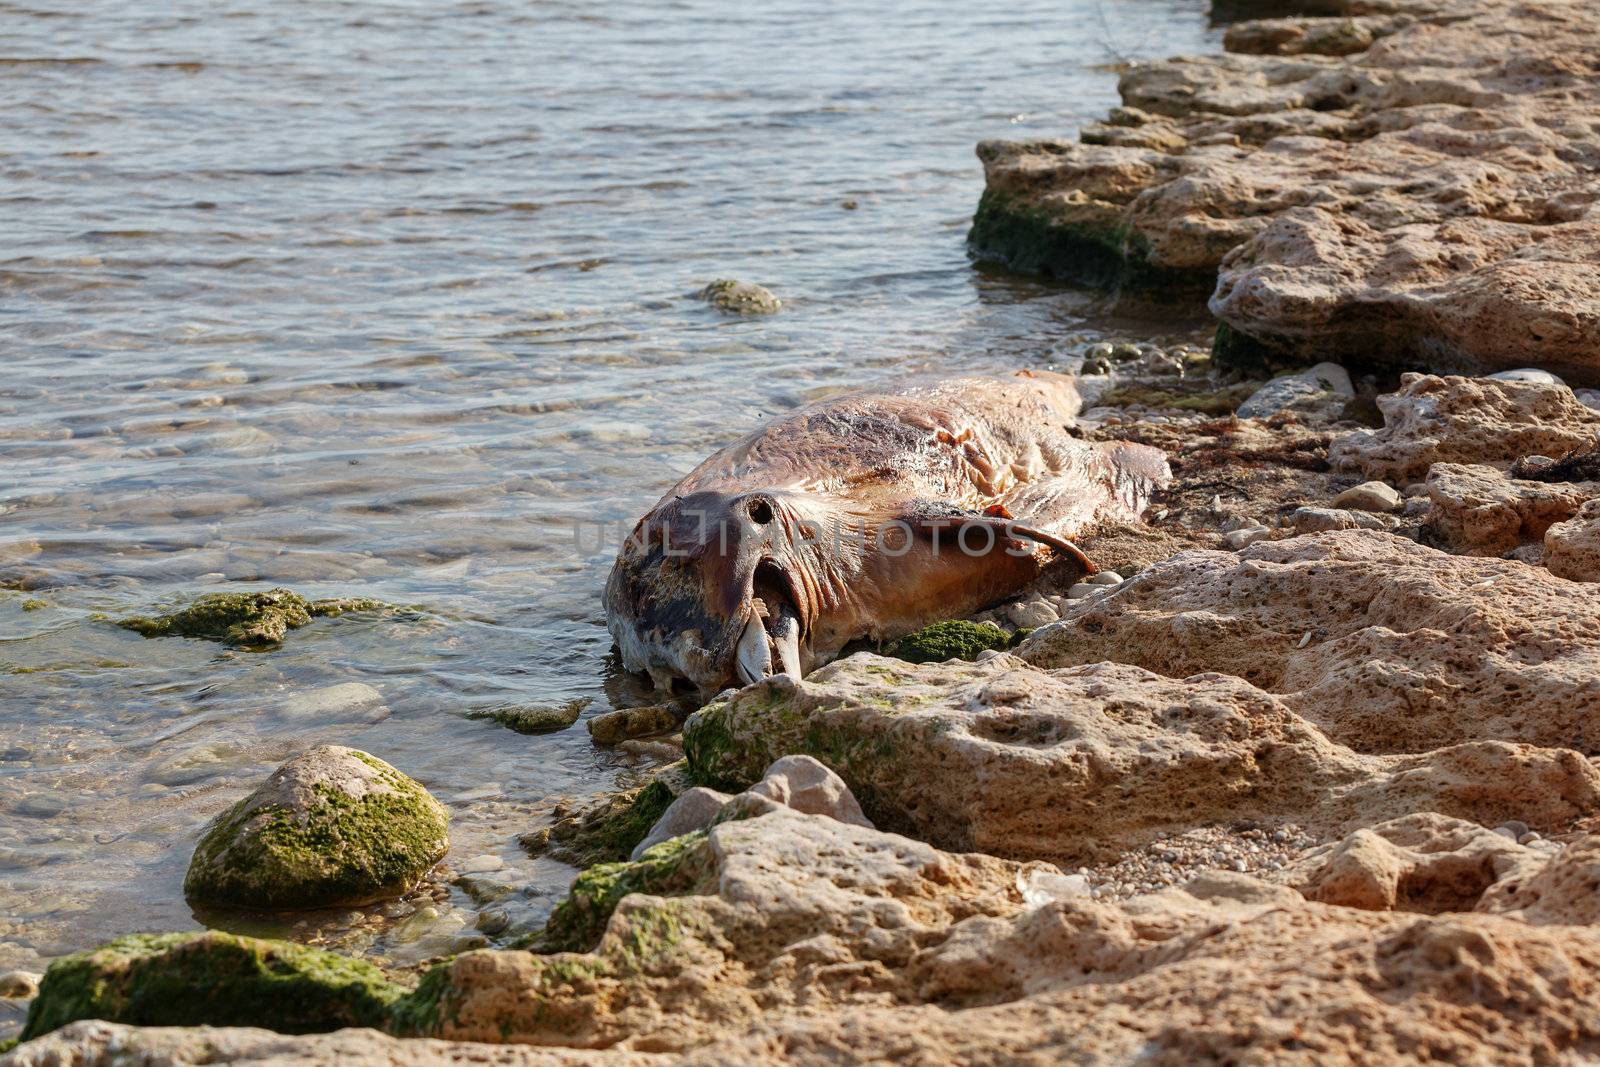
[0,0,1215,971]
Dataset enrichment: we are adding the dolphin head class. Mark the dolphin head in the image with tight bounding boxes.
[605,489,824,694]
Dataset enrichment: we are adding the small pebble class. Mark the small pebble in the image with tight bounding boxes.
[0,970,41,998]
[1223,526,1271,550]
[1332,481,1402,513]
[1065,583,1098,599]
[457,854,506,875]
[1085,572,1123,587]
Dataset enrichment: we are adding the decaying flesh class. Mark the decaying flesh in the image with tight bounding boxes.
[605,370,1170,693]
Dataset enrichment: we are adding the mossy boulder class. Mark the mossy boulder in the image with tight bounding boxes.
[520,775,679,868]
[18,932,407,1041]
[520,830,717,953]
[700,279,780,315]
[185,746,449,911]
[117,588,391,649]
[884,619,1014,664]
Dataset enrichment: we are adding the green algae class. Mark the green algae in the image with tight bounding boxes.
[1211,320,1304,377]
[117,588,398,649]
[467,698,587,735]
[185,756,449,911]
[387,960,455,1037]
[19,598,47,611]
[967,189,1213,293]
[520,777,676,868]
[520,831,717,954]
[19,933,407,1041]
[885,619,1013,664]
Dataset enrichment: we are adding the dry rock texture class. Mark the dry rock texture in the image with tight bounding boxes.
[24,812,1600,1065]
[971,0,1600,380]
[1329,374,1600,482]
[683,654,1599,862]
[1423,462,1597,556]
[1021,530,1600,754]
[1544,499,1600,581]
[1285,813,1543,912]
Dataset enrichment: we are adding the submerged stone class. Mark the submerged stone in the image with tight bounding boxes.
[184,746,449,911]
[700,279,780,315]
[467,698,586,735]
[117,588,394,649]
[18,932,406,1041]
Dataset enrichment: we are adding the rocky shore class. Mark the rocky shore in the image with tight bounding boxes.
[8,3,1600,1065]
[971,0,1600,380]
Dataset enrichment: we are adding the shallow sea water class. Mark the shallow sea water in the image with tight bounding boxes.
[0,0,1217,978]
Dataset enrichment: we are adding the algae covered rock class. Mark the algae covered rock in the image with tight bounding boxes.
[18,932,405,1041]
[700,279,780,315]
[467,698,586,735]
[884,619,1013,664]
[185,746,449,911]
[522,830,718,954]
[117,588,392,649]
[520,776,678,868]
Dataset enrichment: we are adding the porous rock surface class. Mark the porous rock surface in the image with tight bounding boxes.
[683,654,1598,862]
[1544,499,1600,581]
[972,0,1600,380]
[184,746,449,911]
[1423,462,1596,556]
[1020,530,1600,754]
[20,810,1600,1065]
[1329,374,1600,482]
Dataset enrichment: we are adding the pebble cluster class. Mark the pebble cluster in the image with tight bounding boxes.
[1076,824,1319,901]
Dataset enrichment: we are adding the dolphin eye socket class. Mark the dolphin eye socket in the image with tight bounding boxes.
[747,498,773,525]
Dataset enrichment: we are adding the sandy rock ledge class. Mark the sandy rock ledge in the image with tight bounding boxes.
[971,0,1600,380]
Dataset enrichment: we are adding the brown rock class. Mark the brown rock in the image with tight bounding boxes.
[1544,499,1600,581]
[1286,813,1535,912]
[1329,374,1600,483]
[683,654,1600,862]
[1021,530,1600,753]
[972,1,1600,380]
[1424,463,1596,556]
[1479,835,1600,925]
[27,812,1600,1066]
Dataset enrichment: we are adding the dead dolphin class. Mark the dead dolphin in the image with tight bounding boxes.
[605,370,1169,693]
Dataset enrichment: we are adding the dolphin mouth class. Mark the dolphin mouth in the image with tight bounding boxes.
[734,559,805,686]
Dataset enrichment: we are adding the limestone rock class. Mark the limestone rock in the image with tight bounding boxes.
[630,756,871,861]
[1424,463,1595,556]
[745,755,872,828]
[972,1,1600,380]
[1291,506,1389,533]
[1021,531,1600,753]
[1333,480,1402,512]
[117,588,391,649]
[1544,499,1600,582]
[682,654,1599,862]
[1329,374,1600,483]
[184,746,449,910]
[628,786,730,862]
[1478,835,1600,925]
[1287,813,1536,912]
[1236,362,1354,419]
[23,805,1600,1063]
